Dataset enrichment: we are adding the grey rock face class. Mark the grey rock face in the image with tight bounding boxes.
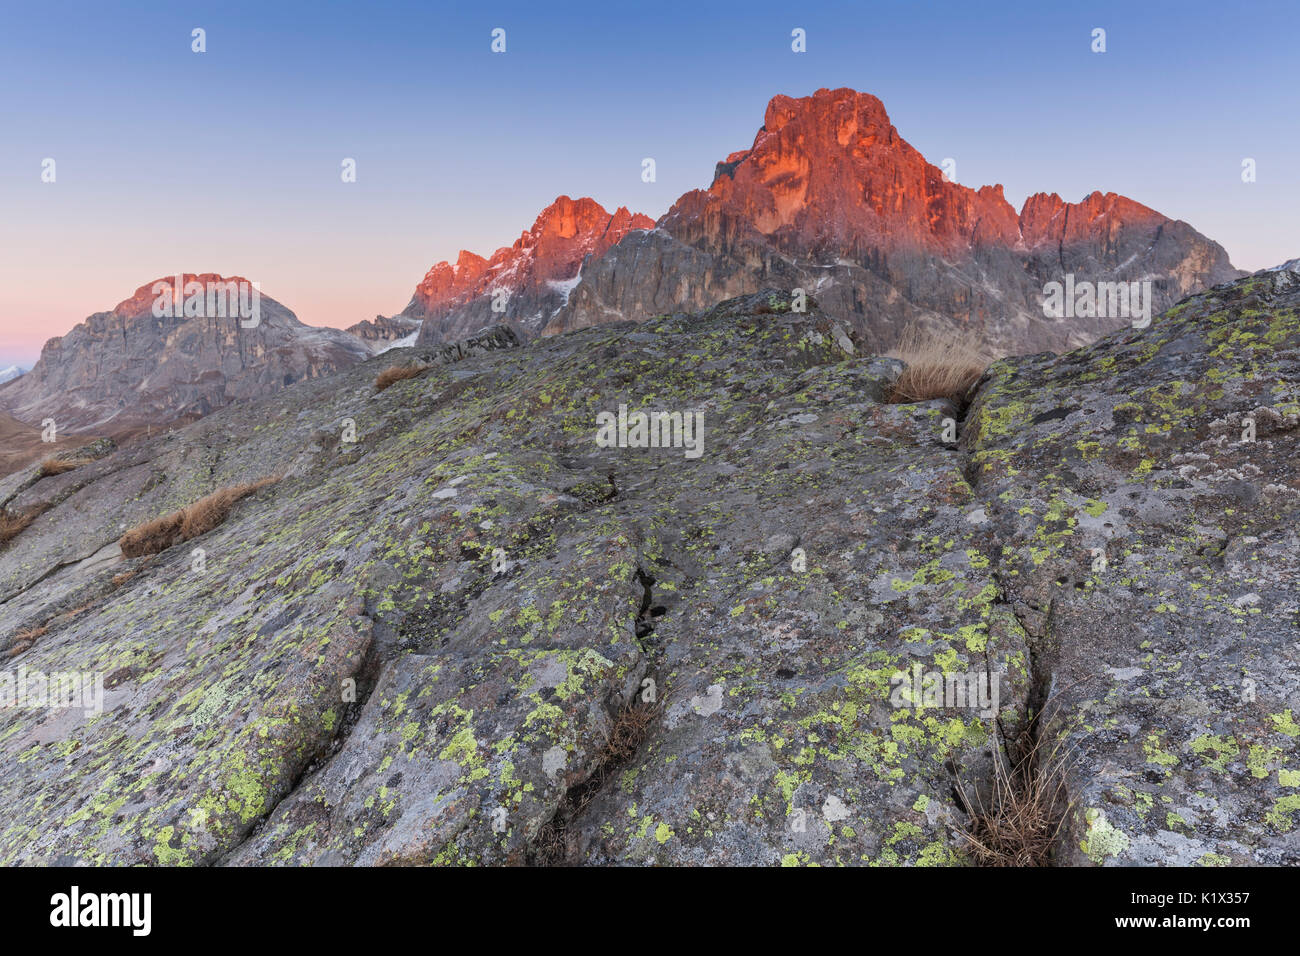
[962,269,1300,865]
[345,315,422,350]
[0,275,372,435]
[414,212,1241,359]
[546,217,1241,357]
[415,289,567,348]
[0,274,1295,866]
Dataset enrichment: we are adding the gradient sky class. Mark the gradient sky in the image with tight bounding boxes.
[2,0,1296,367]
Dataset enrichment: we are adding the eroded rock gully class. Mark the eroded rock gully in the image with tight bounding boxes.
[0,275,1296,866]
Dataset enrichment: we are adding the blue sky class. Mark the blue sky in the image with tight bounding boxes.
[2,0,1296,366]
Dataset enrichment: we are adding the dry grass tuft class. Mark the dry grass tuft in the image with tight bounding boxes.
[120,475,281,558]
[954,720,1076,867]
[38,457,96,477]
[0,505,48,547]
[59,600,97,622]
[7,625,48,658]
[375,363,428,392]
[886,325,991,405]
[119,511,185,559]
[178,476,280,540]
[596,698,662,770]
[531,698,662,865]
[0,510,35,545]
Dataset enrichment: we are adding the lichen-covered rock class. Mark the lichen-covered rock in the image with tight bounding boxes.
[963,269,1300,865]
[0,272,1295,866]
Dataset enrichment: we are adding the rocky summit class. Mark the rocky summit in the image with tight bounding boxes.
[0,269,1295,867]
[407,196,655,346]
[345,315,422,350]
[0,274,372,437]
[410,89,1241,356]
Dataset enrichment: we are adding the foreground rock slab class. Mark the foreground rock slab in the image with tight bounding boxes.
[964,270,1300,865]
[0,274,1296,866]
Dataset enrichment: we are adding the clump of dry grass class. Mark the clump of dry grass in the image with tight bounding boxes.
[954,721,1076,867]
[0,510,35,545]
[58,600,97,622]
[885,325,991,405]
[598,698,662,768]
[375,363,428,392]
[119,475,280,558]
[7,624,47,658]
[531,698,662,865]
[38,457,96,478]
[120,511,184,559]
[178,477,279,540]
[0,504,49,547]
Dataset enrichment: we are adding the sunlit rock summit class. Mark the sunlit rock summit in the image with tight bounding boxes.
[412,88,1240,354]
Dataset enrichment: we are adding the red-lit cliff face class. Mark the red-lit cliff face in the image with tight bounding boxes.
[107,273,258,318]
[406,197,653,342]
[557,88,1240,352]
[408,88,1239,353]
[1018,190,1166,248]
[662,89,1024,256]
[661,89,1176,261]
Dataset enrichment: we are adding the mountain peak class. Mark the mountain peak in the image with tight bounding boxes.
[1018,190,1164,248]
[0,277,369,434]
[406,87,1239,354]
[661,86,1025,254]
[404,196,653,327]
[763,87,892,137]
[660,87,1202,266]
[110,273,260,319]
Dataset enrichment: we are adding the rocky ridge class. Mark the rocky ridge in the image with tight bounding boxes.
[412,89,1241,356]
[345,315,422,350]
[407,196,655,345]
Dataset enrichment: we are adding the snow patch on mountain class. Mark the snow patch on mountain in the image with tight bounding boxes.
[378,329,420,353]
